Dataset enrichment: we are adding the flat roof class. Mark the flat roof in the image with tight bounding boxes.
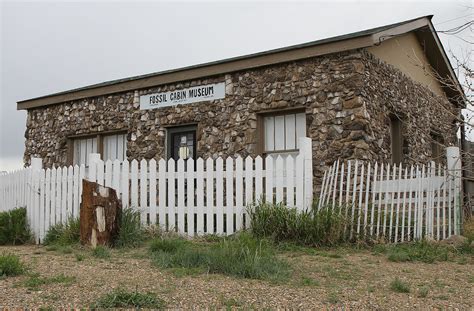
[17,15,465,110]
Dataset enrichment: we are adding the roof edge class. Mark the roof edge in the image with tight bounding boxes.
[17,15,438,110]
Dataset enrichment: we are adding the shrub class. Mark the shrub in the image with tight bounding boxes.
[0,207,31,245]
[93,288,165,308]
[150,233,290,281]
[390,277,410,293]
[115,208,146,248]
[247,201,348,246]
[43,217,80,246]
[462,217,474,242]
[0,253,24,276]
[92,245,111,259]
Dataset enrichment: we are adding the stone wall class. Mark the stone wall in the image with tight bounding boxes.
[359,51,460,165]
[23,48,461,184]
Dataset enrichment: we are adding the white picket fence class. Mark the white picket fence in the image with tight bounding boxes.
[317,147,463,243]
[0,138,313,244]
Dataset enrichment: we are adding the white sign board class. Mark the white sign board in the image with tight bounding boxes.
[140,82,225,110]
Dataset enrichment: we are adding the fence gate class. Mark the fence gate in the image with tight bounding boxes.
[318,147,463,242]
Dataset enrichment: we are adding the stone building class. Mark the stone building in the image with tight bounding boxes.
[17,16,467,183]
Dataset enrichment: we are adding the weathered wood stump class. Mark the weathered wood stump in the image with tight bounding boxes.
[80,180,121,248]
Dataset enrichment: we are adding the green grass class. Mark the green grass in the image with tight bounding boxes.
[418,286,429,298]
[0,207,32,245]
[115,208,147,248]
[22,273,76,290]
[92,245,111,259]
[75,253,85,262]
[92,288,166,308]
[247,201,348,247]
[0,253,24,276]
[374,240,457,263]
[150,233,291,281]
[390,277,410,293]
[299,276,320,287]
[43,217,80,246]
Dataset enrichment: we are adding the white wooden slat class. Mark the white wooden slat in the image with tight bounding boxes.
[382,164,391,237]
[39,169,45,242]
[235,157,243,232]
[61,167,68,224]
[286,155,295,207]
[244,156,253,229]
[67,166,73,220]
[73,165,80,220]
[356,163,365,236]
[97,160,104,186]
[275,156,284,203]
[44,169,51,239]
[112,160,120,194]
[105,160,112,187]
[406,166,414,241]
[55,168,62,226]
[186,159,195,236]
[149,159,157,225]
[363,162,371,235]
[370,162,378,235]
[448,171,452,237]
[400,167,408,242]
[131,160,139,209]
[168,159,176,232]
[196,158,204,235]
[121,160,130,208]
[324,163,335,207]
[177,159,185,233]
[294,155,303,210]
[51,168,57,225]
[393,163,402,243]
[345,161,352,223]
[206,158,214,234]
[216,157,224,234]
[436,164,442,241]
[226,157,234,235]
[255,156,263,203]
[158,159,166,228]
[388,165,396,242]
[350,160,359,235]
[318,170,327,210]
[338,162,345,210]
[442,167,447,240]
[413,166,420,239]
[332,160,340,207]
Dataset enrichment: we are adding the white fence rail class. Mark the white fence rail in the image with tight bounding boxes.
[318,147,463,243]
[0,138,313,244]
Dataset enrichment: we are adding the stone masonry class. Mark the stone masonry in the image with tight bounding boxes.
[23,49,461,183]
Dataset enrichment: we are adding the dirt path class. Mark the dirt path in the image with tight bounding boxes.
[0,245,472,309]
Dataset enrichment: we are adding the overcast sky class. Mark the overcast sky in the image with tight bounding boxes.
[1,0,472,171]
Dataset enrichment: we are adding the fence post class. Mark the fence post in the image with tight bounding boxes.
[87,153,101,182]
[30,158,43,244]
[446,147,462,235]
[298,137,313,210]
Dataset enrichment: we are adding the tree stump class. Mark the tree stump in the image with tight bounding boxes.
[80,180,121,248]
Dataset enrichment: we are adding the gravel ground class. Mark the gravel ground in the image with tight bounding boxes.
[0,244,472,309]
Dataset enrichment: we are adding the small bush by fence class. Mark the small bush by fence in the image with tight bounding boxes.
[0,207,31,245]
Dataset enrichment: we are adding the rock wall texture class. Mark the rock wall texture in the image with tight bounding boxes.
[23,49,461,184]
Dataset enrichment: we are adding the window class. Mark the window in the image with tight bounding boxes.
[73,137,98,166]
[390,115,404,164]
[72,133,127,166]
[166,125,197,160]
[263,112,306,153]
[103,133,127,162]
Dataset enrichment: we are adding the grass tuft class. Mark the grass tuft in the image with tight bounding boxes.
[92,245,111,259]
[375,240,454,263]
[115,208,147,248]
[390,277,410,293]
[248,201,348,247]
[0,207,32,245]
[150,233,290,281]
[0,253,24,276]
[22,273,75,290]
[418,286,429,298]
[43,217,80,246]
[93,288,166,308]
